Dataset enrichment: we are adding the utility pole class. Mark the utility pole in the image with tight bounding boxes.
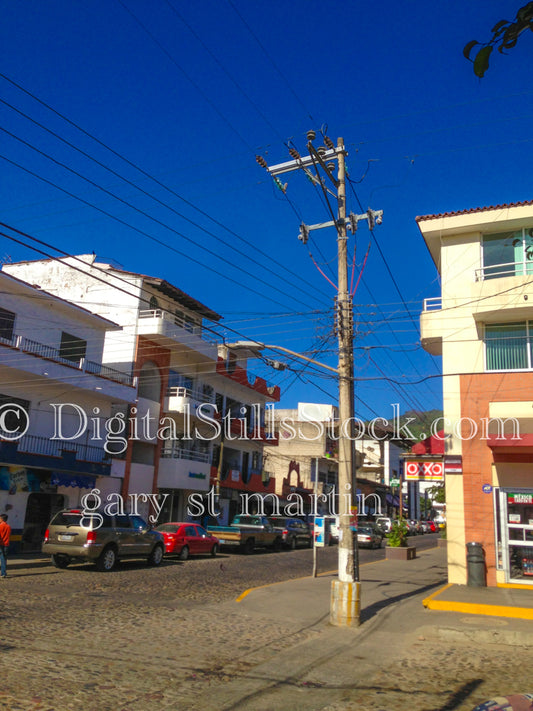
[256,132,383,627]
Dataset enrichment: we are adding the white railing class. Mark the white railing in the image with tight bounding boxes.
[7,433,109,463]
[2,334,135,387]
[138,309,219,345]
[475,261,533,282]
[160,445,210,463]
[423,297,442,311]
[166,385,215,404]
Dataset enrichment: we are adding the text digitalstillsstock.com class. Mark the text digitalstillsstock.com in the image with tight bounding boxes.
[0,401,523,454]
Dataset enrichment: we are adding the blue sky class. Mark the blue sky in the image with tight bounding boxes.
[1,1,532,421]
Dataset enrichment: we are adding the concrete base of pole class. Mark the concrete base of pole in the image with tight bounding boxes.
[330,579,361,627]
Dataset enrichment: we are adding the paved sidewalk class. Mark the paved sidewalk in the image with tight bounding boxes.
[195,547,533,710]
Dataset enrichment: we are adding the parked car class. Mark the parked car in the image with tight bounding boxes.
[155,522,219,560]
[375,517,393,533]
[407,519,423,535]
[268,517,313,549]
[419,520,432,534]
[42,509,165,572]
[324,515,340,543]
[357,523,384,549]
[207,515,282,554]
[426,520,437,532]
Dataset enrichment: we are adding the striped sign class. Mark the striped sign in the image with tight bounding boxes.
[405,460,444,481]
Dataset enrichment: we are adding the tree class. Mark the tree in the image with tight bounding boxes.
[464,2,533,77]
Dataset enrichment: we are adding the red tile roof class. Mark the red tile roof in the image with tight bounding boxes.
[416,200,533,223]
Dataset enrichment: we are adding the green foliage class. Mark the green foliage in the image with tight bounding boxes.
[426,483,445,504]
[464,2,533,77]
[440,525,447,540]
[386,519,409,548]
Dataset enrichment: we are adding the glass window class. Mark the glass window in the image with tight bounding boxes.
[185,526,198,537]
[59,331,86,364]
[0,308,15,342]
[486,322,529,370]
[483,228,533,279]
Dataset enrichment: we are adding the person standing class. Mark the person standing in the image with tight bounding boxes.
[0,514,11,578]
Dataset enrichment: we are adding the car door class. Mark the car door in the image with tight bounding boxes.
[184,525,200,554]
[114,514,135,556]
[129,515,153,554]
[195,526,211,554]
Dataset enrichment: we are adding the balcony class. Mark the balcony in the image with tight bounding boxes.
[423,297,442,311]
[0,433,111,476]
[161,443,211,463]
[164,386,215,416]
[137,309,218,360]
[0,332,136,397]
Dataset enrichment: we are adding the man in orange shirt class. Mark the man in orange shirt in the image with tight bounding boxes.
[0,514,11,578]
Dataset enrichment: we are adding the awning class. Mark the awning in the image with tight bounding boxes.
[51,472,96,489]
[386,494,400,506]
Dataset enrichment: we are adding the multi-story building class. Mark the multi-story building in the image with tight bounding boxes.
[4,255,280,526]
[419,200,533,586]
[0,270,136,551]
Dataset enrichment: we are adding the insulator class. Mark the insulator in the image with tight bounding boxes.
[326,162,335,172]
[324,136,335,150]
[317,146,326,158]
[288,147,300,159]
[255,155,268,168]
[306,129,316,142]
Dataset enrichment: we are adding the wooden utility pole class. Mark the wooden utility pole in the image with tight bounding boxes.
[256,133,383,627]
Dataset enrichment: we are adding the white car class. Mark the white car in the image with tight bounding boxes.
[375,517,392,533]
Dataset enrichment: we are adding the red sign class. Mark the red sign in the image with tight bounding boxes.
[405,460,444,481]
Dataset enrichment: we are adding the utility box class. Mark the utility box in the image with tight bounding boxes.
[466,541,486,587]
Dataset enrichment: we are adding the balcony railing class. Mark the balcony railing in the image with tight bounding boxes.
[423,297,442,311]
[475,261,533,282]
[160,444,211,463]
[1,333,135,387]
[138,309,219,345]
[166,385,215,404]
[8,433,109,463]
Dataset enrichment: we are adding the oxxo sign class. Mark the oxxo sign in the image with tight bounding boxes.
[405,461,444,482]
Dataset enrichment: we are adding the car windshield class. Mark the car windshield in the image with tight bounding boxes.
[358,526,373,534]
[51,511,109,528]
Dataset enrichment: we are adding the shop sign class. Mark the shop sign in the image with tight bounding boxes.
[482,484,493,494]
[509,514,521,523]
[507,492,533,505]
[405,461,444,481]
[390,478,400,487]
[230,469,240,482]
[188,472,206,480]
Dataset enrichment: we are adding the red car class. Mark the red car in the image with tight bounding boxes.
[155,522,219,560]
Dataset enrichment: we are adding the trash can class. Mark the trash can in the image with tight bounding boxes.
[466,541,486,587]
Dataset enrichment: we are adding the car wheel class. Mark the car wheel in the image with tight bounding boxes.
[211,543,218,557]
[272,537,282,552]
[244,538,255,555]
[148,543,164,566]
[51,554,70,569]
[179,545,189,561]
[289,536,297,550]
[96,546,116,572]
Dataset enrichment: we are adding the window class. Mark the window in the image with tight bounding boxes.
[59,331,86,364]
[485,322,530,370]
[0,394,30,437]
[482,229,533,279]
[0,308,15,342]
[149,296,159,310]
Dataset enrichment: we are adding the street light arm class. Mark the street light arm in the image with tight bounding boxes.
[261,344,339,374]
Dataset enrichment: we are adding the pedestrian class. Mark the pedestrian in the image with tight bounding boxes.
[0,513,11,579]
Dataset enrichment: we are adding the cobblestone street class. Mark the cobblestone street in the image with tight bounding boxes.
[2,543,533,711]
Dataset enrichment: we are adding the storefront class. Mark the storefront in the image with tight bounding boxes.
[495,488,533,584]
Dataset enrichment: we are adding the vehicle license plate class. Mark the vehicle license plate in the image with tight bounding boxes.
[58,535,74,541]
[218,539,226,544]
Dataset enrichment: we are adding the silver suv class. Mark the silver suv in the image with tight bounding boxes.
[43,509,165,572]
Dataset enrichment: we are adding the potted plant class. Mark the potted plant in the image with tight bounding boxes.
[385,519,416,560]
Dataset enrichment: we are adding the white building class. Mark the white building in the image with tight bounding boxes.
[0,270,136,551]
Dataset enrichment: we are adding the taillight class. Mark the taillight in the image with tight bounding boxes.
[44,528,49,543]
[283,529,288,535]
[86,530,97,545]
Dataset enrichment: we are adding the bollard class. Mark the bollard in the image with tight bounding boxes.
[466,541,486,587]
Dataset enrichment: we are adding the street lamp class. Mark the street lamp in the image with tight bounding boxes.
[227,337,361,626]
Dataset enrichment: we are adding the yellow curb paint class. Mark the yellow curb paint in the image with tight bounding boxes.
[422,582,453,607]
[497,582,533,590]
[424,598,533,620]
